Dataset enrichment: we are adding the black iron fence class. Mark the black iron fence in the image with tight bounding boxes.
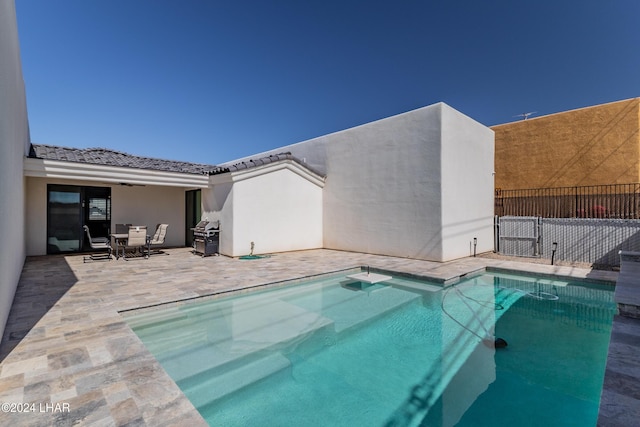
[495,183,640,219]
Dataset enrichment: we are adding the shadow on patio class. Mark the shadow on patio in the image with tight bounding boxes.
[0,254,78,362]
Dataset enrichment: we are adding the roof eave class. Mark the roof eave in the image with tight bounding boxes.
[24,158,210,188]
[209,158,325,188]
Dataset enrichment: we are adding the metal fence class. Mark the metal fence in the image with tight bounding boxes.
[495,216,640,266]
[494,216,541,258]
[495,183,640,219]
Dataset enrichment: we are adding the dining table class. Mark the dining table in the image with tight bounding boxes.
[110,233,128,260]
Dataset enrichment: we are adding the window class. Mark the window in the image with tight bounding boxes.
[88,197,111,221]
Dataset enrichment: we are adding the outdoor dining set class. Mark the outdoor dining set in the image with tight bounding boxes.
[83,223,168,262]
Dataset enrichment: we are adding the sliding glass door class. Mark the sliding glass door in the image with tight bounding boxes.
[47,184,111,254]
[47,186,82,253]
[84,186,111,243]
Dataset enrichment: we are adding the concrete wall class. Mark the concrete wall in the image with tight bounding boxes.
[223,103,495,261]
[25,177,188,255]
[492,98,640,190]
[204,163,323,257]
[0,0,30,340]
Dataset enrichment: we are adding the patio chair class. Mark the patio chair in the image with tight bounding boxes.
[123,226,149,260]
[83,225,112,262]
[148,223,169,255]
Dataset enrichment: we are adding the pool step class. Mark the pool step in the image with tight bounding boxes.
[179,288,422,411]
[131,276,434,414]
[326,286,421,334]
[157,299,335,383]
[280,282,421,335]
[130,297,331,355]
[182,352,292,410]
[159,286,421,382]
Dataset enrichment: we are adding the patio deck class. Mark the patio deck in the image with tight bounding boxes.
[0,248,632,426]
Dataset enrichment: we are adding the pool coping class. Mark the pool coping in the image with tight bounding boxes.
[597,251,640,426]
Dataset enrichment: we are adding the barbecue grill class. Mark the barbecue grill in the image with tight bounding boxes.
[192,220,219,256]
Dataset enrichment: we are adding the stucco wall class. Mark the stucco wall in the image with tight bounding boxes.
[223,103,495,261]
[321,104,444,260]
[493,98,640,190]
[203,165,323,257]
[111,184,186,247]
[25,178,188,255]
[0,0,30,340]
[232,168,322,256]
[440,105,495,259]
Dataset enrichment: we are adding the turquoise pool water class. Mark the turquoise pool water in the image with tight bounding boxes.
[124,269,615,427]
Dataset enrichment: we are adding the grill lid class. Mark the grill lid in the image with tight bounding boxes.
[193,220,219,233]
[194,220,209,230]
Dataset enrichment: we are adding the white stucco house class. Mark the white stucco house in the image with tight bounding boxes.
[19,102,494,262]
[0,0,495,339]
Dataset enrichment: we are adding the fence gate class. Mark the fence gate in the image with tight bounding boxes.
[495,216,541,257]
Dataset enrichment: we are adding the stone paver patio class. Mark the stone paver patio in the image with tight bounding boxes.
[0,248,631,426]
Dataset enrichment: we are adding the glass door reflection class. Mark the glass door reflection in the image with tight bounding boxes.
[47,186,82,253]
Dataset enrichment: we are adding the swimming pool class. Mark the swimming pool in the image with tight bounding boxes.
[123,268,615,426]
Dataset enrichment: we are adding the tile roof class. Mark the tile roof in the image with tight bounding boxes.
[208,152,325,177]
[29,144,217,175]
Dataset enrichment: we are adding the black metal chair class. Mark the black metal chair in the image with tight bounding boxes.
[83,225,112,262]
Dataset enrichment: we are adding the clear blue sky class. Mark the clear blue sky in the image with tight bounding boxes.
[15,0,640,165]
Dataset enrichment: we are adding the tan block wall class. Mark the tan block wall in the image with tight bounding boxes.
[492,98,640,190]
